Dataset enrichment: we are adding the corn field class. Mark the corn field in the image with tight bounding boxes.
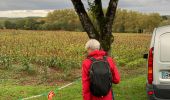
[0,29,151,83]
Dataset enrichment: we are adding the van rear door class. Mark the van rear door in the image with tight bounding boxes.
[153,32,170,99]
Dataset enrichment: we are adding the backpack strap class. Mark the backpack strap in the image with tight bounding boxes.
[89,57,96,62]
[103,56,108,61]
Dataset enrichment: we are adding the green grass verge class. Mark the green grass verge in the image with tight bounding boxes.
[0,75,147,100]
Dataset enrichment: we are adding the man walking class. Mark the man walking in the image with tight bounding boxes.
[82,39,120,100]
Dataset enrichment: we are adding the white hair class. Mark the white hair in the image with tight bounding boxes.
[85,39,100,50]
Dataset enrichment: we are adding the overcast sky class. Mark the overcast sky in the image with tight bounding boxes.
[0,0,170,17]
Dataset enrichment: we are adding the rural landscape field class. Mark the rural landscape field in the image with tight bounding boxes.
[0,29,151,100]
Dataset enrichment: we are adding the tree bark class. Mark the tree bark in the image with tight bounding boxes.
[105,0,118,34]
[100,0,118,53]
[93,0,105,35]
[71,0,100,40]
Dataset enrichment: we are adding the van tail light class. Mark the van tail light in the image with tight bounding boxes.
[148,91,154,95]
[148,47,154,84]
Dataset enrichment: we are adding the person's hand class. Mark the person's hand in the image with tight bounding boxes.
[48,91,55,100]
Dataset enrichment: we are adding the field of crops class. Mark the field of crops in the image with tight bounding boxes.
[0,30,151,100]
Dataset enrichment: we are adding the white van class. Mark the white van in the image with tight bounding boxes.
[144,25,170,100]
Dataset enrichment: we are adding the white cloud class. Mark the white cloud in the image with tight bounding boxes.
[0,10,54,17]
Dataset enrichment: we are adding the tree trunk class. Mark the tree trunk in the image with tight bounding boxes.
[71,0,118,54]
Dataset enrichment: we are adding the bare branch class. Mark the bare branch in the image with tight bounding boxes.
[106,0,118,18]
[105,0,118,33]
[71,0,100,40]
[93,0,105,34]
[94,0,104,21]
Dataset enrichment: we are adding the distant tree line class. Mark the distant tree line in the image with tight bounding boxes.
[0,9,169,33]
[113,9,162,33]
[1,18,45,30]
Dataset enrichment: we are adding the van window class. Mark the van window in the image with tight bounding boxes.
[160,33,170,62]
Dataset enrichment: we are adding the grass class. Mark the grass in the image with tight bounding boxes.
[114,75,147,100]
[0,75,147,100]
[0,30,151,100]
